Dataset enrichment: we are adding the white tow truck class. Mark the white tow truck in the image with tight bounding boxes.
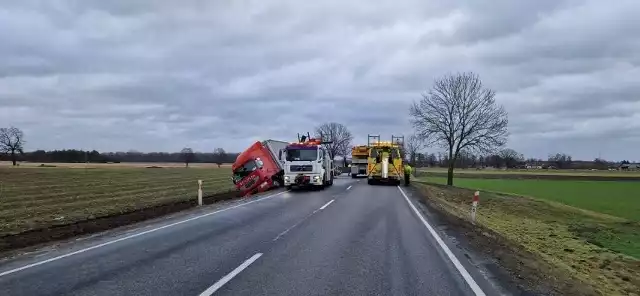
[280,133,334,190]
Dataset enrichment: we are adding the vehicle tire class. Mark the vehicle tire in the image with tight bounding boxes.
[272,178,281,188]
[286,185,293,191]
[367,179,374,185]
[328,176,334,186]
[351,174,357,178]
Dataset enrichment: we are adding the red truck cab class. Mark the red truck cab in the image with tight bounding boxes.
[232,140,287,196]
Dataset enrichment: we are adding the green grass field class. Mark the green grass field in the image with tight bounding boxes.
[418,167,640,177]
[422,177,640,221]
[0,166,233,236]
[416,183,640,295]
[417,167,640,295]
[419,175,640,266]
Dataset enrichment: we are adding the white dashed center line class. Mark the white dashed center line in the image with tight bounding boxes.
[319,199,334,210]
[198,253,263,296]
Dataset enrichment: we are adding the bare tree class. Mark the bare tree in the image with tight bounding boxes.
[548,153,572,169]
[0,126,25,166]
[593,158,609,170]
[410,72,508,185]
[314,122,353,159]
[212,148,227,168]
[180,147,195,168]
[499,148,524,168]
[404,134,425,166]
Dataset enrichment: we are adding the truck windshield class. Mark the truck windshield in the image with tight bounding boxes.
[233,160,258,182]
[285,148,317,161]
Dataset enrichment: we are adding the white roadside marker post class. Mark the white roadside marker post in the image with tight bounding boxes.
[198,180,203,206]
[471,191,479,224]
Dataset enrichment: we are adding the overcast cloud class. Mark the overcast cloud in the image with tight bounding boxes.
[1,0,639,160]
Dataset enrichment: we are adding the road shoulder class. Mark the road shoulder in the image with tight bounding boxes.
[406,183,605,296]
[401,185,549,295]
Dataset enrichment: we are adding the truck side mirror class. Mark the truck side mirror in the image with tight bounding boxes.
[278,150,283,160]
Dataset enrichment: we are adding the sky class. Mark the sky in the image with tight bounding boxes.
[1,0,639,161]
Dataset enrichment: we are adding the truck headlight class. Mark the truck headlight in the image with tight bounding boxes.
[284,176,290,181]
[313,176,319,180]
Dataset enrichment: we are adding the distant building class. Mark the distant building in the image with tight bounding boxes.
[525,163,543,169]
[619,163,640,170]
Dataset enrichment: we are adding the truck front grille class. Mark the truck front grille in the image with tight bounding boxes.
[290,165,313,172]
[243,175,259,190]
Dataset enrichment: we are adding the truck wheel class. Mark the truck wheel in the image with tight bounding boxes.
[367,179,374,185]
[351,174,357,178]
[286,185,293,191]
[272,179,281,188]
[329,176,334,186]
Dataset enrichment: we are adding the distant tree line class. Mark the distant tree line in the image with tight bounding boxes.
[410,149,525,169]
[0,149,239,165]
[0,123,356,168]
[406,150,627,170]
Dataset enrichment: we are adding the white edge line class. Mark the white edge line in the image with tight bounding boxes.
[198,253,263,296]
[397,186,487,296]
[0,191,288,278]
[346,185,352,190]
[319,199,335,210]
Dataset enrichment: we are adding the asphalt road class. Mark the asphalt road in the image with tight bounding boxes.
[0,176,501,296]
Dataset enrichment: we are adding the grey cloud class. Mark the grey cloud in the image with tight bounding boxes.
[1,0,639,160]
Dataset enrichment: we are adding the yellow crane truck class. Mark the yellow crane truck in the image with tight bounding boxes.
[350,145,369,178]
[366,134,405,185]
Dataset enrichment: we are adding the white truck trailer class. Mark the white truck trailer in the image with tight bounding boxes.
[350,145,369,178]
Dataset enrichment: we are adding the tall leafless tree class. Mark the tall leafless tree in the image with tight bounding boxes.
[314,122,353,159]
[212,147,227,168]
[410,72,508,185]
[0,126,25,166]
[404,134,425,166]
[181,147,195,168]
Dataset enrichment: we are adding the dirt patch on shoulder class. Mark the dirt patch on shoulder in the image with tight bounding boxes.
[0,190,241,254]
[414,182,640,296]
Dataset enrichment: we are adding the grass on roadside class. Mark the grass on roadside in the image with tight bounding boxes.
[415,182,640,296]
[417,167,640,177]
[0,167,233,236]
[421,177,640,221]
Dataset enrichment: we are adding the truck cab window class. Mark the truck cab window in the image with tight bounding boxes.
[233,160,257,181]
[285,148,317,161]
